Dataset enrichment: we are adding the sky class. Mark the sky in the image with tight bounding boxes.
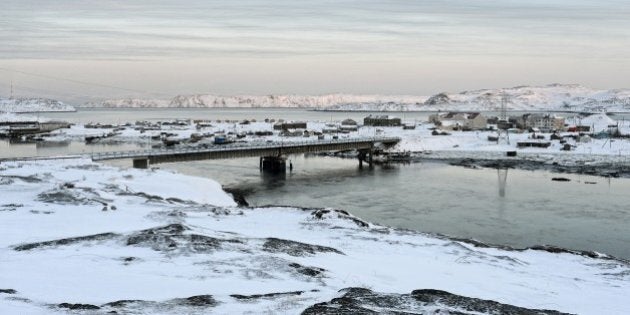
[1,0,629,103]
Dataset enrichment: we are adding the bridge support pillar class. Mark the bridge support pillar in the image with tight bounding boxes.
[358,149,374,169]
[133,158,149,169]
[261,156,286,173]
[358,151,366,169]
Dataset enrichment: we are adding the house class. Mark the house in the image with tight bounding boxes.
[428,112,486,130]
[363,115,401,127]
[340,118,358,132]
[516,140,551,148]
[340,125,358,132]
[273,122,307,130]
[520,114,565,132]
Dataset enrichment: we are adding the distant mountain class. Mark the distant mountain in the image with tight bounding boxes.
[82,94,427,109]
[80,84,630,112]
[414,84,630,112]
[0,97,76,113]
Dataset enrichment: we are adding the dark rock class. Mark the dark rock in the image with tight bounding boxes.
[410,289,570,315]
[223,188,250,207]
[126,224,237,253]
[0,203,22,211]
[0,289,17,294]
[189,234,221,252]
[311,209,369,228]
[102,300,148,308]
[288,262,326,277]
[37,189,93,205]
[527,245,602,259]
[312,209,331,219]
[302,287,570,315]
[1,175,42,183]
[62,182,75,188]
[552,177,571,182]
[57,303,100,310]
[262,237,343,257]
[13,232,119,251]
[178,295,217,307]
[165,197,195,204]
[230,291,304,300]
[126,224,187,247]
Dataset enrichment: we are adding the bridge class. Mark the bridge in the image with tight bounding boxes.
[90,136,401,171]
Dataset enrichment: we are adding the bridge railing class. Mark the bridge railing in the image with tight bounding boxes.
[90,136,400,161]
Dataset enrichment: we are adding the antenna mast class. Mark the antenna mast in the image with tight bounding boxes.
[10,81,14,99]
[497,92,510,145]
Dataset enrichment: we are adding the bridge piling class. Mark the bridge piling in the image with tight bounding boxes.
[261,156,286,173]
[133,158,149,169]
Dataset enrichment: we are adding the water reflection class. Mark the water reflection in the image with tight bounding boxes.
[497,168,508,197]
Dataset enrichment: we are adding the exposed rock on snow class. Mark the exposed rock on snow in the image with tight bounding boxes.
[13,232,119,251]
[262,237,344,257]
[303,287,570,315]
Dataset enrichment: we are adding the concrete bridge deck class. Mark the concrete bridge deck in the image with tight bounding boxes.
[89,136,400,168]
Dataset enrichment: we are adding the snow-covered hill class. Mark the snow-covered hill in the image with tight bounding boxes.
[80,84,630,112]
[415,84,630,112]
[83,94,427,109]
[0,97,76,113]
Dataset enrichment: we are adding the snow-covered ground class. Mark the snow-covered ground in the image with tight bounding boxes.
[1,158,629,314]
[0,97,76,113]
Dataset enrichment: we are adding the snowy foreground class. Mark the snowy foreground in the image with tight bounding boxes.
[1,159,629,314]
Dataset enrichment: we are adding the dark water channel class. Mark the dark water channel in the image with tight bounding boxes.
[161,156,630,260]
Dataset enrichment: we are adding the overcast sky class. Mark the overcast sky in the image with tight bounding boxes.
[1,0,629,102]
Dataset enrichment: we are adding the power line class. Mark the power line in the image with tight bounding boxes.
[0,66,170,97]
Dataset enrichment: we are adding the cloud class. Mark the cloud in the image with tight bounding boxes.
[2,0,628,60]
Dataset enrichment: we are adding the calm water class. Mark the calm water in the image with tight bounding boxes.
[41,107,432,124]
[3,108,630,259]
[160,157,630,260]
